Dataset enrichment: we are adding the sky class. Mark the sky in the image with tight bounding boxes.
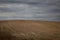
[0,0,60,21]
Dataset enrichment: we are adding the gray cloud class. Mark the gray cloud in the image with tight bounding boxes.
[0,0,60,21]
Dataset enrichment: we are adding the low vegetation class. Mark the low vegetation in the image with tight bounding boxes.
[0,20,60,40]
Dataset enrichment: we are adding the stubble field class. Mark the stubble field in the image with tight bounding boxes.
[0,20,60,40]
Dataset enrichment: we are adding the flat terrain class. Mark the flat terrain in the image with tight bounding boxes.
[0,20,60,40]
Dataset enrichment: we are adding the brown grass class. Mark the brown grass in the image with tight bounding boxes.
[0,20,60,40]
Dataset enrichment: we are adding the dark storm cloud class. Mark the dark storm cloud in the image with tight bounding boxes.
[0,0,60,6]
[0,7,14,12]
[0,0,60,21]
[0,0,60,4]
[0,7,20,12]
[47,9,60,13]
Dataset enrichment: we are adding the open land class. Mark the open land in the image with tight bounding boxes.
[0,20,60,40]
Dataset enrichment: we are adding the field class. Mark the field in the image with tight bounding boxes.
[0,20,60,40]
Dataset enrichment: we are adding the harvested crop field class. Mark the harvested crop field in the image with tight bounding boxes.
[0,20,60,40]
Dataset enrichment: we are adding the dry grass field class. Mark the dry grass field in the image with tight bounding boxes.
[0,20,60,40]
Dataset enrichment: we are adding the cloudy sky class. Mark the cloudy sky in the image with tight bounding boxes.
[0,0,60,21]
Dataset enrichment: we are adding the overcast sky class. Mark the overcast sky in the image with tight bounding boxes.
[0,0,60,21]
